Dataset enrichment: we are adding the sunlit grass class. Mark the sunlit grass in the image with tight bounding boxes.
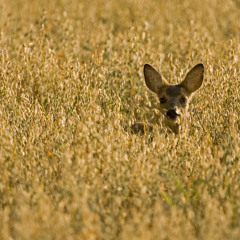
[0,0,240,239]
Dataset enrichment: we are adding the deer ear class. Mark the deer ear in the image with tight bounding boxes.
[180,64,204,93]
[144,64,168,93]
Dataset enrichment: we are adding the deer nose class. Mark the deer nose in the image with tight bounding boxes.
[166,109,178,119]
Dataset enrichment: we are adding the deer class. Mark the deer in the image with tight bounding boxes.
[132,63,204,134]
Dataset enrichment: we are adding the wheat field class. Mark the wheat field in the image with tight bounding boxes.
[0,0,240,239]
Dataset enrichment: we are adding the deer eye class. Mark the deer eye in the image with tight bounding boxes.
[180,96,187,104]
[160,97,166,104]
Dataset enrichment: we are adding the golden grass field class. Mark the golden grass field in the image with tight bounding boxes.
[0,0,240,239]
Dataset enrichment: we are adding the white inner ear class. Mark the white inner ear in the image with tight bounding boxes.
[144,64,167,93]
[181,64,204,93]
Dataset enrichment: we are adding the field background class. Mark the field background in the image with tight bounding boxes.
[1,0,240,239]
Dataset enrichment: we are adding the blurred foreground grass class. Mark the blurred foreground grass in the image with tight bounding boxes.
[0,0,240,239]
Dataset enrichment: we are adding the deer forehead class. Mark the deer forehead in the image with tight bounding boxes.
[166,85,181,96]
[158,85,190,98]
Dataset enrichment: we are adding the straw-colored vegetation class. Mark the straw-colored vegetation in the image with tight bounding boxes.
[0,0,240,239]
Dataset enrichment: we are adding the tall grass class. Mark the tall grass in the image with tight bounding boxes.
[0,0,240,239]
